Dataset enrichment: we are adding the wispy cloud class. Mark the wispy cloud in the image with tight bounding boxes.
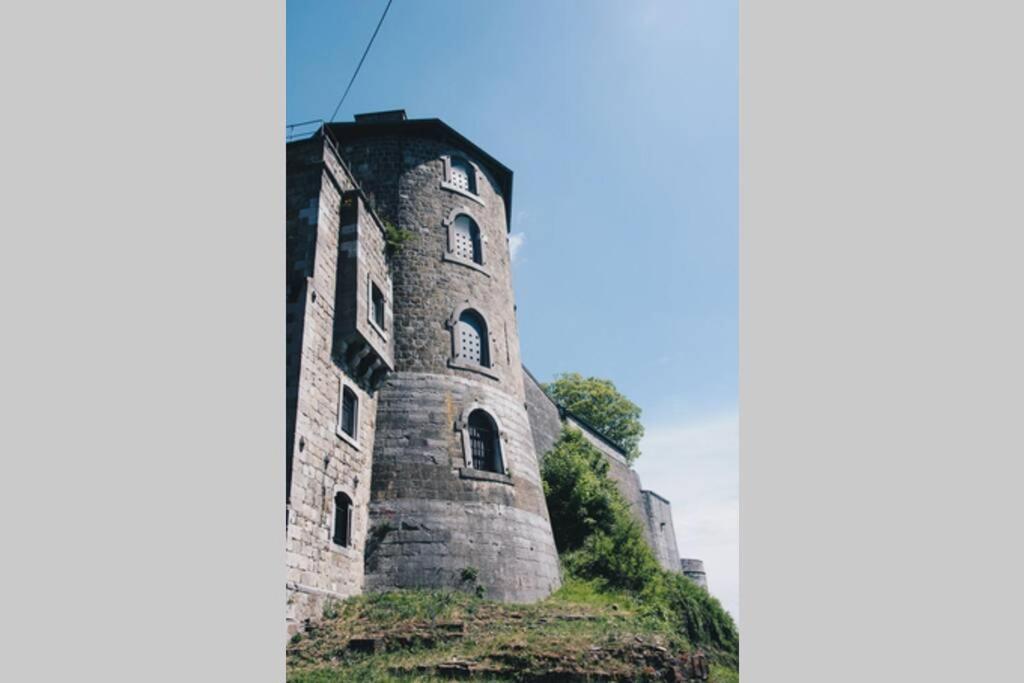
[633,414,739,623]
[508,232,526,262]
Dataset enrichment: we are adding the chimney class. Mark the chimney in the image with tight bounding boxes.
[353,110,407,123]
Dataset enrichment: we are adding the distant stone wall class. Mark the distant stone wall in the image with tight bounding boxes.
[680,558,708,590]
[642,490,681,571]
[522,367,562,461]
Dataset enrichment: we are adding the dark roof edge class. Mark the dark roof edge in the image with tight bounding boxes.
[522,365,559,409]
[561,407,630,457]
[641,489,671,505]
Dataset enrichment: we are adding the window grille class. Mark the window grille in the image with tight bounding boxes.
[452,215,481,264]
[457,310,488,366]
[450,157,474,193]
[468,410,501,473]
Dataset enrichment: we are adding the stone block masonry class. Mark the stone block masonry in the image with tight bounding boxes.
[364,373,560,601]
[680,558,709,590]
[643,489,681,572]
[285,133,394,634]
[324,115,561,603]
[285,111,708,633]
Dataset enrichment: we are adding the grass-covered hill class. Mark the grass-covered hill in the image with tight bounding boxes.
[287,427,738,681]
[287,579,737,682]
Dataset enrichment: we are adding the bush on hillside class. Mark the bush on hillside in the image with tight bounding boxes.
[541,428,624,552]
[640,571,739,667]
[541,426,739,664]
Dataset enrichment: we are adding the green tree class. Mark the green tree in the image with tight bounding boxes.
[544,372,644,463]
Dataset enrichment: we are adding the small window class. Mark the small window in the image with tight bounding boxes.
[450,157,476,194]
[452,215,482,265]
[456,310,489,367]
[333,491,353,547]
[339,386,358,439]
[371,283,385,329]
[468,410,502,473]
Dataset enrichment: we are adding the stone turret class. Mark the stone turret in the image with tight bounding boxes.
[325,113,561,602]
[680,558,708,590]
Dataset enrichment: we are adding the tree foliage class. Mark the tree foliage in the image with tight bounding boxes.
[541,428,660,590]
[541,428,629,553]
[544,372,644,463]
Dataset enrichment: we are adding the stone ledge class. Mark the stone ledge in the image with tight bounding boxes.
[441,251,491,277]
[458,468,514,486]
[447,359,500,381]
[440,180,487,207]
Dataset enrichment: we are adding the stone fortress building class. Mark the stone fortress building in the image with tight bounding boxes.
[286,111,707,633]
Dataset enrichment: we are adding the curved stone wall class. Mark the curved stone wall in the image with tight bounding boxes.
[680,558,708,590]
[339,131,561,602]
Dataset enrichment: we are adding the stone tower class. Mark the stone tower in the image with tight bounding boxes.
[286,130,396,634]
[325,111,561,602]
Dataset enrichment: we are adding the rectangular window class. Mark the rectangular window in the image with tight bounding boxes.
[340,386,357,438]
[371,283,385,330]
[333,492,352,547]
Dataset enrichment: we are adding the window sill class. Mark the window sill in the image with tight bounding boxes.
[335,427,361,450]
[366,315,389,341]
[330,541,361,558]
[440,181,486,206]
[442,251,491,277]
[447,359,500,380]
[458,467,513,485]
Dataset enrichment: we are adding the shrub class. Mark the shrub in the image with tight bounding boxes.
[640,571,739,667]
[542,428,661,590]
[382,220,414,255]
[541,426,739,665]
[321,599,341,620]
[541,428,625,552]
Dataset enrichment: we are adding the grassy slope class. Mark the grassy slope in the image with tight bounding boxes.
[287,579,738,682]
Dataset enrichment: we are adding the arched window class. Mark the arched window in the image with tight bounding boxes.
[452,215,482,265]
[332,491,353,547]
[468,410,502,473]
[449,157,476,194]
[456,309,489,367]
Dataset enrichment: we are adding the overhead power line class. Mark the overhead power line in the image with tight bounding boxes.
[328,0,395,123]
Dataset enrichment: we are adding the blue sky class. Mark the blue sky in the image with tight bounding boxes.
[288,0,738,620]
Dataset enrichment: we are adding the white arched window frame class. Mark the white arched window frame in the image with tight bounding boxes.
[442,208,490,276]
[454,404,512,482]
[441,155,486,206]
[446,302,499,380]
